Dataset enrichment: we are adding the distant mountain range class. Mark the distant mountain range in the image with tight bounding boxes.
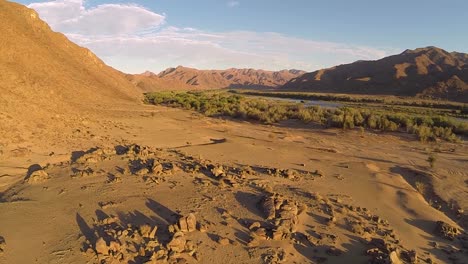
[282,47,468,102]
[125,67,305,91]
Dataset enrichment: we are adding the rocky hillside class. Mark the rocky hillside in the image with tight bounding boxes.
[282,47,468,102]
[0,1,141,146]
[126,66,305,91]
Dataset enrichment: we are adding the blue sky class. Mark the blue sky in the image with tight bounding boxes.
[13,0,468,73]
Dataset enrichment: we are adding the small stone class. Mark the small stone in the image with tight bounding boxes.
[389,251,402,264]
[218,237,230,246]
[0,236,5,254]
[179,214,197,233]
[434,221,460,240]
[108,241,121,253]
[405,250,417,264]
[168,232,186,253]
[186,214,197,232]
[149,226,158,239]
[261,196,276,220]
[139,246,146,256]
[249,222,261,230]
[198,224,208,233]
[272,229,284,240]
[25,169,50,183]
[95,238,108,255]
[151,162,163,175]
[140,224,152,238]
[350,223,364,235]
[211,166,225,178]
[252,228,268,240]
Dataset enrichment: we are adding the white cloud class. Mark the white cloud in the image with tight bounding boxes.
[27,0,393,74]
[28,0,165,35]
[227,1,240,7]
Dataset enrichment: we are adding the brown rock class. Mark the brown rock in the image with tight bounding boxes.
[151,162,163,175]
[0,236,5,254]
[26,169,50,183]
[249,222,261,230]
[168,232,186,253]
[389,251,402,264]
[95,237,108,255]
[403,250,417,264]
[211,165,225,178]
[185,213,197,232]
[108,241,121,254]
[434,221,460,240]
[149,226,158,239]
[178,213,197,233]
[261,196,276,220]
[218,237,230,245]
[252,228,268,240]
[140,224,152,237]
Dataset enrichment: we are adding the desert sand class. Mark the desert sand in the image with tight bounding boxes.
[1,103,467,264]
[1,1,467,264]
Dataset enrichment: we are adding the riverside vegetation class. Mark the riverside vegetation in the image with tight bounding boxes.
[144,91,468,143]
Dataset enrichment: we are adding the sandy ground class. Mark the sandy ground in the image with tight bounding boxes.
[0,104,467,264]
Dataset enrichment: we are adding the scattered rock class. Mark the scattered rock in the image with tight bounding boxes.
[167,232,186,253]
[262,248,286,264]
[260,195,276,220]
[434,221,460,240]
[95,237,108,255]
[25,166,50,183]
[74,148,110,164]
[72,167,94,178]
[211,165,225,178]
[402,250,417,264]
[178,213,197,233]
[151,162,164,175]
[249,222,261,230]
[0,236,5,254]
[258,194,302,240]
[140,224,158,239]
[218,237,230,246]
[389,251,402,264]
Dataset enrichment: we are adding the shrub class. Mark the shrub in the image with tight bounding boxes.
[427,153,437,168]
[144,91,465,143]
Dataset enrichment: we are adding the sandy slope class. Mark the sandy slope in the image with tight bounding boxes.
[1,105,467,264]
[0,0,142,151]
